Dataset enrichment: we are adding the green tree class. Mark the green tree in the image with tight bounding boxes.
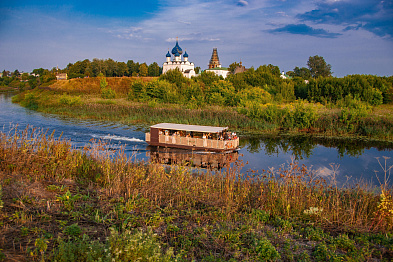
[32,68,44,76]
[293,67,312,79]
[194,66,201,74]
[91,58,106,76]
[139,63,148,77]
[148,62,160,77]
[105,58,117,77]
[228,62,240,74]
[127,60,140,76]
[159,68,188,88]
[117,62,128,76]
[13,69,20,77]
[307,55,332,78]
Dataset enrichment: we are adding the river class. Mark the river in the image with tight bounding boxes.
[1,92,392,187]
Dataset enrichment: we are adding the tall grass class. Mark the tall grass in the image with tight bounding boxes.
[1,126,391,233]
[14,87,393,141]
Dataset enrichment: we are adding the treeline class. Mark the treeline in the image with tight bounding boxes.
[65,59,162,79]
[2,56,393,106]
[125,66,393,107]
[0,68,56,89]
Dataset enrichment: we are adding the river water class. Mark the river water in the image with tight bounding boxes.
[1,92,392,187]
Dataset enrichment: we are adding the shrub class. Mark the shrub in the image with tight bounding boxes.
[23,93,39,110]
[292,100,319,129]
[101,87,116,99]
[59,94,82,105]
[254,237,281,261]
[109,227,175,262]
[51,234,109,262]
[129,80,146,101]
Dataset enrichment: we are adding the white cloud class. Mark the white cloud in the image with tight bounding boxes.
[238,0,249,6]
[1,0,392,76]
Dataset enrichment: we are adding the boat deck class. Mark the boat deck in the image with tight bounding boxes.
[145,133,239,152]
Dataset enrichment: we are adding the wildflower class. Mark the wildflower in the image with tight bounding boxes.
[378,190,393,217]
[304,207,323,216]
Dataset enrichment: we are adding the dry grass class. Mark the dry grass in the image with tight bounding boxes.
[0,127,392,261]
[51,77,157,95]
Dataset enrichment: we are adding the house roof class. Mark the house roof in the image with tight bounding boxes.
[150,123,228,133]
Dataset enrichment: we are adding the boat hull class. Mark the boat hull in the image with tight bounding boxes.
[146,141,238,152]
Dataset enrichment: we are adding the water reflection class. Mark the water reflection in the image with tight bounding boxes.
[1,92,392,187]
[147,146,239,170]
[241,135,393,160]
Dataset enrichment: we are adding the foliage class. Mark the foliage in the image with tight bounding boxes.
[0,127,392,261]
[0,184,3,211]
[292,66,312,79]
[254,237,281,261]
[22,92,39,110]
[139,63,148,77]
[99,77,108,89]
[59,94,82,106]
[109,227,175,261]
[307,55,332,78]
[306,75,391,105]
[101,87,116,99]
[240,100,319,129]
[159,68,189,88]
[64,58,163,78]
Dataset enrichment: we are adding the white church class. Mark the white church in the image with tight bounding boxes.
[162,38,196,78]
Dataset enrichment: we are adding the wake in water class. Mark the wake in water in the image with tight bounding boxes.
[90,134,145,143]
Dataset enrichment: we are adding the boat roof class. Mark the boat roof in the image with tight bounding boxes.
[150,123,228,133]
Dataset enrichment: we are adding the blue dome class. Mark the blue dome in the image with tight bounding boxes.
[171,40,183,55]
[183,51,189,58]
[174,51,180,57]
[166,51,171,57]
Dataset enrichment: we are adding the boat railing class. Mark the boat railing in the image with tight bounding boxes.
[146,133,238,150]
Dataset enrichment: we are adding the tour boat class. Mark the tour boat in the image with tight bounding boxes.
[145,123,239,152]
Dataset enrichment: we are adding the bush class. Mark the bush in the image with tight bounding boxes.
[51,227,176,261]
[108,227,175,262]
[292,100,319,129]
[23,93,39,110]
[129,80,146,101]
[254,237,281,261]
[59,94,82,105]
[51,234,109,262]
[101,87,116,99]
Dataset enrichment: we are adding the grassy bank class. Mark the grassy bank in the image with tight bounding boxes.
[11,78,393,141]
[0,127,392,261]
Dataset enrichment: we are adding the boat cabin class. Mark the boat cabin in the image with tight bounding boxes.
[145,123,239,152]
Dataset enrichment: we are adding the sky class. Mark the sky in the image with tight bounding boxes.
[0,0,392,77]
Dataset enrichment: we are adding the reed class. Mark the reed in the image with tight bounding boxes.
[0,127,392,261]
[13,87,393,141]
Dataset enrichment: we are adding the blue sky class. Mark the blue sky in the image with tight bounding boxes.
[0,0,392,77]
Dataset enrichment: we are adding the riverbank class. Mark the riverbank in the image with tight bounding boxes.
[0,127,392,261]
[11,81,393,142]
[0,86,18,93]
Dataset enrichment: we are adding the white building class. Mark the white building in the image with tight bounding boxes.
[205,67,230,79]
[162,39,196,78]
[204,48,230,79]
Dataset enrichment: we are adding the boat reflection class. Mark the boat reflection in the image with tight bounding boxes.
[147,146,239,170]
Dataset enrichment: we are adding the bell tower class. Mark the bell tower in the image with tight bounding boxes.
[208,48,221,69]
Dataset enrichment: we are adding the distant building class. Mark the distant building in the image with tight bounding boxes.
[162,38,196,78]
[56,73,68,80]
[0,72,2,78]
[233,61,247,74]
[280,71,292,80]
[205,48,230,79]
